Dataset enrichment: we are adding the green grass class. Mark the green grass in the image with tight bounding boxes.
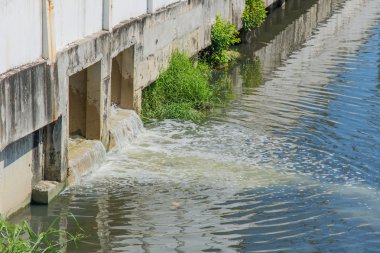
[0,216,84,253]
[142,52,214,122]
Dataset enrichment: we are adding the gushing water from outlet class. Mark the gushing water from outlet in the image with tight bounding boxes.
[108,105,145,151]
[67,107,144,185]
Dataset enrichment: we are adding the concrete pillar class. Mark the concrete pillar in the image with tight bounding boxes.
[120,48,135,110]
[111,57,122,106]
[42,0,56,64]
[68,61,103,140]
[69,70,87,137]
[147,0,154,13]
[86,62,103,140]
[111,47,135,110]
[44,116,67,182]
[102,0,112,31]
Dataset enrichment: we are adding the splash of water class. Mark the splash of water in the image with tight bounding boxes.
[67,107,144,185]
[108,105,145,151]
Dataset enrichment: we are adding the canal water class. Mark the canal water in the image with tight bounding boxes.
[18,0,380,252]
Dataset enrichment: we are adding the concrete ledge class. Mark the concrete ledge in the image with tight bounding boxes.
[68,138,106,185]
[32,181,65,204]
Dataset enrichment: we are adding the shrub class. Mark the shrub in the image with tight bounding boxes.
[242,0,267,31]
[209,15,241,66]
[0,217,84,253]
[142,52,213,122]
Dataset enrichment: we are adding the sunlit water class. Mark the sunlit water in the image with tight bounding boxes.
[17,0,380,252]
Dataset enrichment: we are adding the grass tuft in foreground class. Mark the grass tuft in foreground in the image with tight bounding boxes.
[142,52,213,122]
[0,216,84,253]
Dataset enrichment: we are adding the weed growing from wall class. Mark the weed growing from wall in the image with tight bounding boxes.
[142,52,213,122]
[242,0,267,31]
[209,15,241,66]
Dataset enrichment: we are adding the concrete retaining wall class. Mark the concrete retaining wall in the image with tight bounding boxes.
[0,0,281,217]
[0,61,54,152]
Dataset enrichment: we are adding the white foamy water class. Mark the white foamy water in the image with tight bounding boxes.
[108,105,145,151]
[66,106,144,185]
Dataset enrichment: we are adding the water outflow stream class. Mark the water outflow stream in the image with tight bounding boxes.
[21,0,380,252]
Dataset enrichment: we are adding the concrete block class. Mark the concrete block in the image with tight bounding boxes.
[67,138,106,185]
[32,181,65,204]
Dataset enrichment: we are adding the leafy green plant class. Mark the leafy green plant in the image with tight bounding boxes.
[142,52,213,122]
[0,216,84,253]
[209,15,241,66]
[242,0,267,31]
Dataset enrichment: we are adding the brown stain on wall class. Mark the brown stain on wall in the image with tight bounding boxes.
[48,0,55,64]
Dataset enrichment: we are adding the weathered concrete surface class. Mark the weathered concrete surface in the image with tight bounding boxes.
[43,32,112,185]
[56,32,111,144]
[32,181,65,204]
[0,61,55,152]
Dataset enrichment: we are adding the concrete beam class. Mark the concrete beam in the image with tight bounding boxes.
[86,61,103,140]
[0,61,55,152]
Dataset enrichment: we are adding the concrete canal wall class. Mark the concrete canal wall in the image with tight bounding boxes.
[0,0,279,217]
